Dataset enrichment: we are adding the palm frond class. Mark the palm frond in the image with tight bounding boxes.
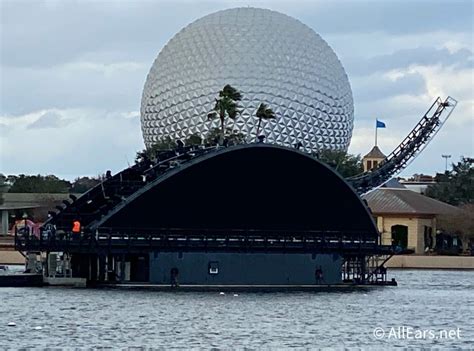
[256,103,267,118]
[222,84,242,101]
[228,105,239,119]
[256,103,276,120]
[207,111,217,119]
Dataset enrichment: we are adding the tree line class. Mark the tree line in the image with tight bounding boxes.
[0,150,363,195]
[425,157,473,206]
[0,174,102,194]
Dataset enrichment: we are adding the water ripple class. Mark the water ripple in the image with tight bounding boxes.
[0,270,472,348]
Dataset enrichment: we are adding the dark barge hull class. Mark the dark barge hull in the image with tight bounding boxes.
[0,274,43,287]
[92,280,397,292]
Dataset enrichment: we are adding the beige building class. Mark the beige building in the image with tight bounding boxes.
[362,146,386,172]
[363,185,460,254]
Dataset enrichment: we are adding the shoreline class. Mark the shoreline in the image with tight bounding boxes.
[386,255,474,270]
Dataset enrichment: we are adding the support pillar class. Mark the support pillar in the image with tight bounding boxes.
[89,255,98,282]
[360,255,366,283]
[98,254,106,282]
[120,255,125,282]
[1,209,8,235]
[44,252,49,277]
[107,255,115,282]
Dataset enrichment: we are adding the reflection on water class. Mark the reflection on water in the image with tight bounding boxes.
[0,270,472,348]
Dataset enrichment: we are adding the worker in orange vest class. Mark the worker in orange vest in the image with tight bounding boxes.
[72,219,81,238]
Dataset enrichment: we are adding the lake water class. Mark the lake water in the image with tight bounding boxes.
[1,270,472,349]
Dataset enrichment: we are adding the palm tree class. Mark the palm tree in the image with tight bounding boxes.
[208,84,242,143]
[255,103,276,138]
[220,84,242,101]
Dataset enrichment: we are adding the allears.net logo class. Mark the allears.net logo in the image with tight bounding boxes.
[373,326,462,340]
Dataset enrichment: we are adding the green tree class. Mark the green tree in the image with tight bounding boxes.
[204,127,222,144]
[314,149,364,178]
[437,204,474,251]
[135,136,177,163]
[8,174,71,193]
[425,157,473,206]
[70,177,101,193]
[185,133,203,146]
[208,84,242,142]
[255,103,276,137]
[150,136,177,151]
[225,129,246,145]
[5,175,17,185]
[204,127,245,145]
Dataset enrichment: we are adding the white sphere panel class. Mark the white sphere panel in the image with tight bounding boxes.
[141,7,354,151]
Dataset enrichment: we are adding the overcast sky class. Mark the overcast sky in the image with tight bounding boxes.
[1,0,473,180]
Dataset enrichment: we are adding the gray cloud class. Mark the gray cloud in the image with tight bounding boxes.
[346,47,473,76]
[0,1,219,68]
[1,1,472,69]
[2,62,148,115]
[293,0,473,35]
[2,108,143,178]
[355,96,431,125]
[0,123,8,139]
[27,111,70,129]
[352,72,427,103]
[0,0,472,178]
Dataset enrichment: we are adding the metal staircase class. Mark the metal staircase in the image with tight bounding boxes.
[348,96,457,195]
[44,144,221,231]
[342,254,396,284]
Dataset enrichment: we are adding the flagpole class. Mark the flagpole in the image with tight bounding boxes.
[375,120,378,146]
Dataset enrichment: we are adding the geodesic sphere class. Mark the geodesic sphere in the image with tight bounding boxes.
[141,7,354,151]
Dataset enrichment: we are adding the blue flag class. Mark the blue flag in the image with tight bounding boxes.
[376,119,386,128]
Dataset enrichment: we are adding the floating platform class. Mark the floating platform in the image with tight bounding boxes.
[96,280,398,292]
[14,144,404,287]
[0,273,43,287]
[0,274,87,288]
[43,277,87,287]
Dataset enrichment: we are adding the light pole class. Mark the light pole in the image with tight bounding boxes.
[22,212,28,239]
[442,154,451,172]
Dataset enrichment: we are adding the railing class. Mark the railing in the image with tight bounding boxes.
[16,227,393,255]
[342,254,395,284]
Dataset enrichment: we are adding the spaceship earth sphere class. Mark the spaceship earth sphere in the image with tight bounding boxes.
[141,7,354,151]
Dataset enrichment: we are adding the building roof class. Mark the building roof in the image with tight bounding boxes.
[0,193,74,211]
[382,178,406,189]
[363,188,460,216]
[363,146,386,159]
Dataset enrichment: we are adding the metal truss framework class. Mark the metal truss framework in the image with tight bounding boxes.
[348,96,457,194]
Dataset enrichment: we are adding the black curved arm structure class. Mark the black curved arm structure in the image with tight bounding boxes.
[43,97,456,233]
[24,144,385,257]
[89,144,379,237]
